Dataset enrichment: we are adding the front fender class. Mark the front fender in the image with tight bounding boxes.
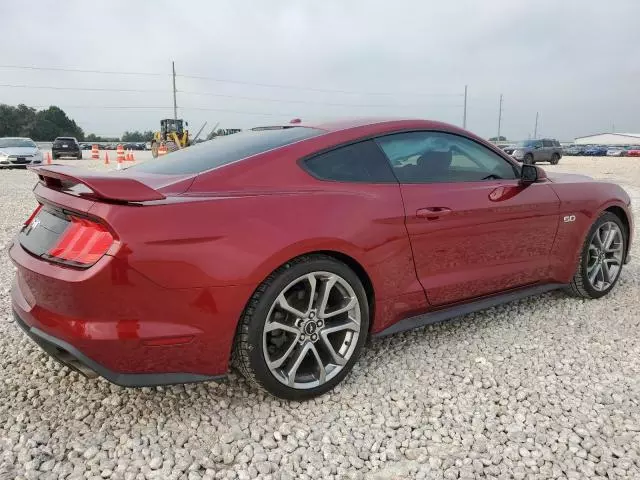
[549,181,633,282]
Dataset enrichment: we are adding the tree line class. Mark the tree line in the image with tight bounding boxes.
[0,104,84,141]
[0,104,154,142]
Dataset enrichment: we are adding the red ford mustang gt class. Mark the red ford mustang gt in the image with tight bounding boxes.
[10,119,633,399]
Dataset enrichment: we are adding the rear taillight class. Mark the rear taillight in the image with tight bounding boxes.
[48,217,114,266]
[24,204,43,226]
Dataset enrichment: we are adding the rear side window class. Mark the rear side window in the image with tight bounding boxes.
[303,140,397,183]
[543,140,552,147]
[130,127,323,175]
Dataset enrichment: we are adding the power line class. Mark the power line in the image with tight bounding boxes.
[0,64,167,77]
[178,89,462,109]
[0,83,168,94]
[0,83,463,109]
[0,64,463,98]
[24,104,299,117]
[177,73,463,97]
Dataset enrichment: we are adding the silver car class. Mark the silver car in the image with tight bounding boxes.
[0,137,44,168]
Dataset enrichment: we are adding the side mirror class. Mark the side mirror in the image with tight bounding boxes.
[520,164,547,184]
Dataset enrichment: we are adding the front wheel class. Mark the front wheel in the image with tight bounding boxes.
[523,154,534,164]
[568,212,627,299]
[233,254,369,400]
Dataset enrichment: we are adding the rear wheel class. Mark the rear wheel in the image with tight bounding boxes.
[568,212,627,299]
[76,152,83,160]
[233,254,369,400]
[523,153,534,164]
[550,153,560,165]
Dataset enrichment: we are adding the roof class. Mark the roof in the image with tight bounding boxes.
[575,132,640,140]
[253,117,459,133]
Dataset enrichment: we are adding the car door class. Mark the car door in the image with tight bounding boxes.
[542,139,553,161]
[375,131,561,306]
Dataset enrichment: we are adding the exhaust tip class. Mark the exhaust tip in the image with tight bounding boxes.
[57,350,99,379]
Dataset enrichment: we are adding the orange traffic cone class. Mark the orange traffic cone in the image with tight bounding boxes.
[104,151,110,165]
[116,153,123,170]
[125,150,132,161]
[130,150,136,162]
[46,151,52,164]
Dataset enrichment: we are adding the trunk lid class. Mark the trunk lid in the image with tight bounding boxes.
[19,165,195,268]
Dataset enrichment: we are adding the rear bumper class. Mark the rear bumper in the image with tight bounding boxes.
[9,240,254,386]
[13,310,222,387]
[52,148,81,156]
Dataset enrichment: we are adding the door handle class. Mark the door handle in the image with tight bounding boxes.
[416,207,452,219]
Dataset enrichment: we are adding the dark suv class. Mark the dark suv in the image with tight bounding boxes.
[503,139,563,164]
[52,137,82,160]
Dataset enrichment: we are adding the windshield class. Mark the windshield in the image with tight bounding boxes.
[0,138,37,148]
[130,127,324,175]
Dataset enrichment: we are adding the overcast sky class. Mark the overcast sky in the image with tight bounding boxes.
[2,0,639,140]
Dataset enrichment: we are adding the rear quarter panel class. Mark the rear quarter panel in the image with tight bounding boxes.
[96,145,425,332]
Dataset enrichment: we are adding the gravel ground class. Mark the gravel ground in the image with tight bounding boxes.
[1,155,639,480]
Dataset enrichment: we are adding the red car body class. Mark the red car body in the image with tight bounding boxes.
[627,149,640,157]
[10,119,633,386]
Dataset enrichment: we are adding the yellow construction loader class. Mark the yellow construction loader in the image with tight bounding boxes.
[150,119,190,158]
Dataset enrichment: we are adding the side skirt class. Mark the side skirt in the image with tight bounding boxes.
[374,283,566,338]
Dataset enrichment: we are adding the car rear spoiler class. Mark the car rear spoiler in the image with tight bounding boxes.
[29,165,165,202]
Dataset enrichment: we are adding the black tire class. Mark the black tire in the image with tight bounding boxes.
[51,153,58,160]
[567,212,627,299]
[76,152,83,160]
[165,141,179,153]
[233,254,370,400]
[523,154,534,165]
[550,153,560,165]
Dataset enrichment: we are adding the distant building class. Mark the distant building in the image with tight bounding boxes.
[574,133,640,145]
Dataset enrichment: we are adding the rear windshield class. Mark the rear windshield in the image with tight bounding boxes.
[130,127,324,175]
[54,137,77,142]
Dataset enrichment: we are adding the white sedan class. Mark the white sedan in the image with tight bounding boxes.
[0,137,44,168]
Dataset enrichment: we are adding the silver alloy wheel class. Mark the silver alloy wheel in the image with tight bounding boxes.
[587,221,624,291]
[262,271,361,390]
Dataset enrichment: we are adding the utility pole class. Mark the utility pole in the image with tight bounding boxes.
[497,94,503,141]
[533,112,539,139]
[463,85,468,129]
[172,61,178,120]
